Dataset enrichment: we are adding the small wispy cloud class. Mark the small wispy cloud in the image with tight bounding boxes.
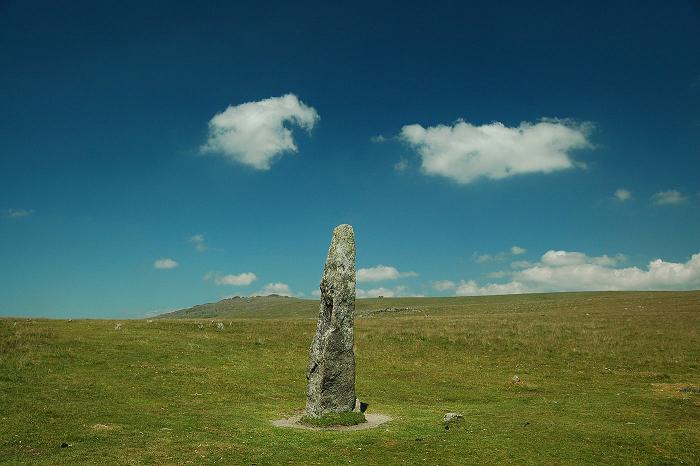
[356,265,418,282]
[6,208,34,219]
[652,189,687,205]
[474,252,508,263]
[394,158,409,172]
[204,272,257,286]
[189,234,207,252]
[476,246,528,264]
[614,188,632,202]
[154,258,178,269]
[370,135,387,143]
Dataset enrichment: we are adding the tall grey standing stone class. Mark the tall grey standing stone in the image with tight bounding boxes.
[306,224,356,417]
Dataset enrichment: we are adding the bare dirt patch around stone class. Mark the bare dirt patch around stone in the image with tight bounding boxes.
[272,413,392,431]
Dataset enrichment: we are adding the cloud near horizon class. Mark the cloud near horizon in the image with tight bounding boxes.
[474,246,527,263]
[356,265,418,282]
[400,118,592,184]
[431,280,456,291]
[256,282,293,296]
[200,93,319,170]
[449,250,700,295]
[356,285,422,298]
[204,272,257,286]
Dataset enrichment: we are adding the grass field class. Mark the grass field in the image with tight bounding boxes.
[1,291,699,464]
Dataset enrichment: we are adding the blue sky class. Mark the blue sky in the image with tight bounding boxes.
[1,1,699,318]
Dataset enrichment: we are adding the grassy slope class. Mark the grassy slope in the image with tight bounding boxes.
[1,291,699,464]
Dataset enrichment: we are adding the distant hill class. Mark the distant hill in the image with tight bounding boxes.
[157,294,318,319]
[155,290,700,320]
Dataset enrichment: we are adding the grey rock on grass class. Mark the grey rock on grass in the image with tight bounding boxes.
[306,224,356,417]
[443,412,464,429]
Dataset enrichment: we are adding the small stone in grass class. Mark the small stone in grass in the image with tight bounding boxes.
[443,412,464,429]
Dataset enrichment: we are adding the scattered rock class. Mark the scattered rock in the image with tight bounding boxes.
[306,224,356,417]
[114,323,122,330]
[60,442,70,448]
[511,375,521,384]
[91,424,113,430]
[443,412,464,429]
[216,322,224,331]
[358,307,422,317]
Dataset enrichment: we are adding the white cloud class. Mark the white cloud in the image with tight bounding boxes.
[476,247,528,265]
[394,158,409,172]
[614,188,632,202]
[311,289,322,298]
[189,234,207,252]
[652,189,687,205]
[200,93,319,170]
[474,252,510,263]
[400,118,592,184]
[455,250,700,295]
[154,258,178,269]
[431,280,456,291]
[356,265,418,282]
[456,280,527,296]
[540,250,624,267]
[256,282,293,296]
[370,135,387,143]
[6,208,33,218]
[475,254,494,263]
[204,272,257,286]
[356,285,421,298]
[511,260,534,269]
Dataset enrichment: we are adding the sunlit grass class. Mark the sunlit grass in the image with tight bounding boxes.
[1,291,698,464]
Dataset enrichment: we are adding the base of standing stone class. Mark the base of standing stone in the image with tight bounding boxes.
[271,413,392,431]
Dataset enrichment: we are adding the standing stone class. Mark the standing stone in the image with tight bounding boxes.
[306,224,356,417]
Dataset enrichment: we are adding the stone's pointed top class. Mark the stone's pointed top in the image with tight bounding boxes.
[332,224,354,239]
[326,225,356,269]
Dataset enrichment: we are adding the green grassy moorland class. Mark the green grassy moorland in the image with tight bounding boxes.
[1,291,699,464]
